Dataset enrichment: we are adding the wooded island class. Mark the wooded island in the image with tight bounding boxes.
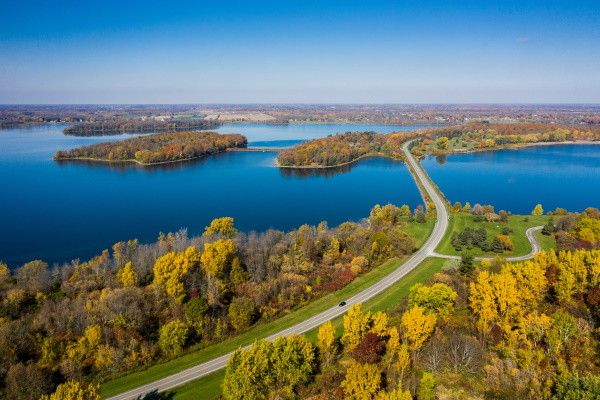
[54,131,247,165]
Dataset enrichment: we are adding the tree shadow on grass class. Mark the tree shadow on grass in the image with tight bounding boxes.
[136,390,175,400]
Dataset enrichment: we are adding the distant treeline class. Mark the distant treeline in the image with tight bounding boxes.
[277,131,420,167]
[63,119,218,136]
[411,122,600,156]
[54,131,247,165]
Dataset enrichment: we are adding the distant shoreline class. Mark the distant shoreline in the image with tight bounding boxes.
[277,140,600,169]
[441,140,600,155]
[54,140,600,168]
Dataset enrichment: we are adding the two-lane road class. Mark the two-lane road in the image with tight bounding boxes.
[106,141,449,400]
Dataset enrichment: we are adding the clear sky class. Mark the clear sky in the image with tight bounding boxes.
[1,0,599,104]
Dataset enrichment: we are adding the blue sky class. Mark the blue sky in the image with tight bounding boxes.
[1,0,599,103]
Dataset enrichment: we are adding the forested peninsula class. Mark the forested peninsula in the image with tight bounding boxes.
[277,123,600,168]
[277,131,420,168]
[63,119,218,136]
[410,122,600,157]
[54,131,247,165]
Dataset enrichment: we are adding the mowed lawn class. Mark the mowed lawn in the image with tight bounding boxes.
[436,213,554,257]
[166,257,447,400]
[101,219,435,398]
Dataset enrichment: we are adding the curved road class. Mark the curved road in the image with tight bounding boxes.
[431,225,543,262]
[107,142,449,399]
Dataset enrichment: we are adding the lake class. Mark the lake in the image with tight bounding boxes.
[0,123,425,267]
[422,144,600,214]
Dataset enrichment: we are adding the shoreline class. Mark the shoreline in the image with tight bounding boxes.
[275,140,600,169]
[433,140,600,156]
[54,140,600,168]
[275,153,405,169]
[54,153,219,166]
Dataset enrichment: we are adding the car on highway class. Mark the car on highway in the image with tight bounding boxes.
[338,301,347,307]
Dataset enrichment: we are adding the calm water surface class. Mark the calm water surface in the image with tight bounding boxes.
[0,123,424,267]
[422,145,600,214]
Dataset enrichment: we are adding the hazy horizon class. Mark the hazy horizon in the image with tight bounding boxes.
[2,0,599,104]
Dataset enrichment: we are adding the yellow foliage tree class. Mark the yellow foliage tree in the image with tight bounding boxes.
[350,256,369,274]
[501,260,547,308]
[399,204,411,216]
[0,262,9,283]
[204,217,237,238]
[469,270,499,337]
[66,324,102,363]
[370,311,389,336]
[400,306,436,351]
[317,321,336,363]
[153,246,201,302]
[117,261,138,287]
[41,381,100,400]
[375,386,413,400]
[201,239,236,279]
[532,204,544,216]
[341,361,382,400]
[341,303,372,352]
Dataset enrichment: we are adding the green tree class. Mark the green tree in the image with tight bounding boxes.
[408,283,458,318]
[460,252,475,276]
[271,336,316,397]
[228,296,256,331]
[223,341,273,400]
[158,320,189,357]
[435,136,449,150]
[542,218,555,235]
[222,336,314,400]
[552,373,600,400]
[183,296,209,331]
[417,372,436,400]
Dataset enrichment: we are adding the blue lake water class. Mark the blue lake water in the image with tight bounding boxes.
[0,123,425,267]
[422,144,600,214]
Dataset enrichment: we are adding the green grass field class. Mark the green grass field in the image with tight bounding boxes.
[100,219,435,398]
[401,218,434,248]
[436,213,554,257]
[164,257,447,400]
